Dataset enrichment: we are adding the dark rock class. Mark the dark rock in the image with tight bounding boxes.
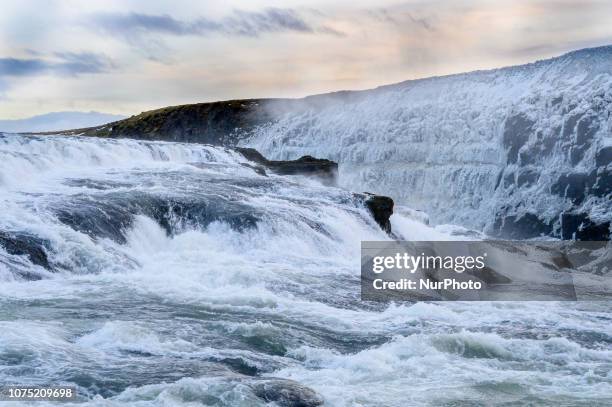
[240,163,267,176]
[516,169,538,187]
[235,147,338,185]
[596,146,612,167]
[235,147,268,164]
[518,131,557,166]
[576,115,599,145]
[159,197,259,234]
[561,213,611,240]
[252,379,323,407]
[550,172,596,204]
[562,112,583,139]
[570,145,588,165]
[492,212,553,239]
[568,115,597,165]
[216,358,258,376]
[502,172,515,188]
[592,168,612,197]
[55,200,134,244]
[503,114,534,164]
[0,231,51,270]
[354,192,394,234]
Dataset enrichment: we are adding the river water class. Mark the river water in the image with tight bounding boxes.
[0,134,610,406]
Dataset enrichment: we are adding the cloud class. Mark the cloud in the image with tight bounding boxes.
[0,58,49,76]
[90,8,343,39]
[92,12,204,36]
[51,52,115,75]
[0,77,8,99]
[0,52,113,77]
[220,8,314,36]
[368,8,434,32]
[316,25,346,37]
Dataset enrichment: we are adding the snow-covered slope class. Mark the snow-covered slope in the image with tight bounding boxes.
[245,46,612,239]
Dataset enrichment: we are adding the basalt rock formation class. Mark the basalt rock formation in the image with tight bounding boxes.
[252,379,324,407]
[236,148,394,234]
[236,147,338,185]
[354,192,395,234]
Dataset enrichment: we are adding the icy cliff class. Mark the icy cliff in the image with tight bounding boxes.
[245,46,612,239]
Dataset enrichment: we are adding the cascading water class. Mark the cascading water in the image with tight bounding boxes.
[0,133,610,406]
[244,46,612,239]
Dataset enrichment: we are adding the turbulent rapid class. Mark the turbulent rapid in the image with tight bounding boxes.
[0,133,611,406]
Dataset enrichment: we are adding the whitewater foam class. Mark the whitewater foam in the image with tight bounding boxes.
[0,133,610,406]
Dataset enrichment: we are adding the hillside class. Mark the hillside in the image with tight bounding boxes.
[75,100,276,145]
[63,91,365,145]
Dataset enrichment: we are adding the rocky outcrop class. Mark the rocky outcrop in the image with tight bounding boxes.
[225,148,394,234]
[0,231,50,270]
[237,149,394,234]
[236,147,338,185]
[492,212,553,240]
[561,213,611,240]
[53,99,280,145]
[252,379,323,407]
[354,192,394,234]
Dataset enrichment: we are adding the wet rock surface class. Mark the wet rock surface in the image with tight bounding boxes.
[354,192,394,234]
[0,231,51,271]
[561,213,611,241]
[493,110,611,240]
[0,231,50,269]
[236,147,338,185]
[503,114,534,164]
[252,379,324,407]
[492,212,553,239]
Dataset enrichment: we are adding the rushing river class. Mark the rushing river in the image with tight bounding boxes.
[0,133,610,406]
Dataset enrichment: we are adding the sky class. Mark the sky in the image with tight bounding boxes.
[1,0,611,119]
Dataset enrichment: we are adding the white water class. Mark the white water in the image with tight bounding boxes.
[0,134,610,406]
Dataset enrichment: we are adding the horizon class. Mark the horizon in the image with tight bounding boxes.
[2,0,612,120]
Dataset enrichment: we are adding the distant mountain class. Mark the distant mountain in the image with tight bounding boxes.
[0,111,125,133]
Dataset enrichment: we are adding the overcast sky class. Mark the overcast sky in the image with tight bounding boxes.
[1,0,611,119]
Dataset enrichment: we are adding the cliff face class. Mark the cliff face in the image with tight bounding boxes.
[245,46,612,240]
